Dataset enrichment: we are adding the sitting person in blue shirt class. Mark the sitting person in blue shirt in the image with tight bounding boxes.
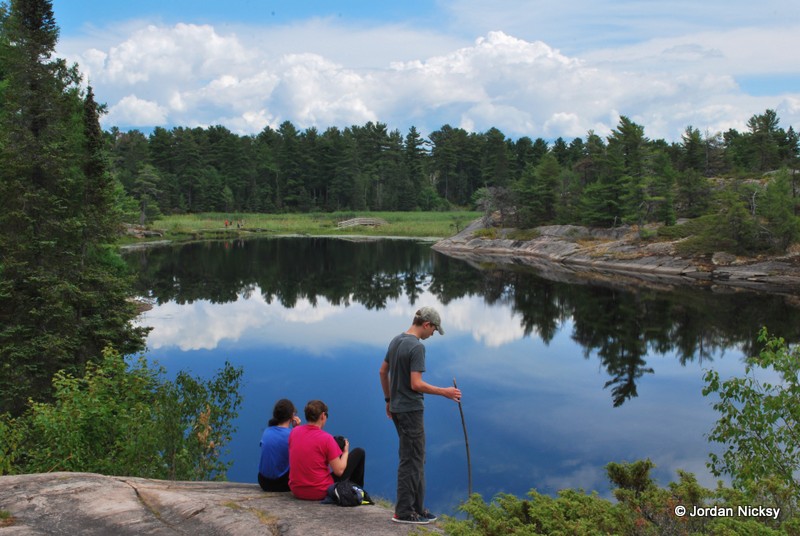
[258,398,301,491]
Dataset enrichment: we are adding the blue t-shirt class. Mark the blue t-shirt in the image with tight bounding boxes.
[258,425,291,479]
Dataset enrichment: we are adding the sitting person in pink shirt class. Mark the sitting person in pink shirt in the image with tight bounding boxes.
[288,399,366,501]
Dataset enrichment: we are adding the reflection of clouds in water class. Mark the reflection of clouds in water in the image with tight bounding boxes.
[138,288,529,352]
[388,293,528,347]
[444,299,528,347]
[541,463,608,497]
[451,339,746,494]
[281,298,344,324]
[427,437,463,458]
[140,296,267,350]
[138,293,343,351]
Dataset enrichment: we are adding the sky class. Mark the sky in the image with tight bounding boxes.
[50,0,800,142]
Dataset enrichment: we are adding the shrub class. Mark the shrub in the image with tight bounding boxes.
[442,459,796,535]
[0,348,242,480]
[507,229,541,241]
[473,227,499,239]
[703,327,800,519]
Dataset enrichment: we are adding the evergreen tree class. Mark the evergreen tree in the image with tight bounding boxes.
[705,186,760,254]
[574,131,606,186]
[675,169,711,218]
[108,128,149,192]
[607,116,649,179]
[515,152,561,227]
[0,0,146,414]
[403,126,427,209]
[747,109,781,171]
[779,126,800,167]
[132,164,163,223]
[761,170,800,251]
[429,125,464,205]
[508,136,534,183]
[680,126,705,173]
[277,120,310,210]
[703,130,726,176]
[551,137,570,166]
[481,127,510,188]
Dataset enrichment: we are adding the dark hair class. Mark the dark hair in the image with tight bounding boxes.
[268,398,296,427]
[304,399,328,422]
[412,310,425,327]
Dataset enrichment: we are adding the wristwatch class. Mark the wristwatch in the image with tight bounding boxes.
[384,397,390,403]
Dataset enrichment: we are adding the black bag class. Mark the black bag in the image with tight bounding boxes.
[329,479,373,507]
[334,435,347,451]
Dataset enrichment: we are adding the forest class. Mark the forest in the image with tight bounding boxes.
[111,110,800,252]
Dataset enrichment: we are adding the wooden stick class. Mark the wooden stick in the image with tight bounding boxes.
[453,377,472,496]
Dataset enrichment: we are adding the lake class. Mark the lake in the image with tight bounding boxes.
[123,236,800,516]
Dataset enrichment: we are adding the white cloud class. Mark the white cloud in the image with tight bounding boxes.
[107,95,168,126]
[59,12,800,140]
[271,53,378,126]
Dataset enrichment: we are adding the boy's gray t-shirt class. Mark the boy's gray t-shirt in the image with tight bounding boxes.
[384,332,426,413]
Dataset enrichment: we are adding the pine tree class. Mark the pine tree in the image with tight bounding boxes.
[0,0,146,414]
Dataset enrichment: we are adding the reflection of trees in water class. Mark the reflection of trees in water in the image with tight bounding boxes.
[126,238,432,309]
[471,267,800,406]
[124,238,800,406]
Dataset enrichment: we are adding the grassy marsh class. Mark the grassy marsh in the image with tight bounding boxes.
[141,211,481,241]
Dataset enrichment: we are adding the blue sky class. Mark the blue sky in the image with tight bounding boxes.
[50,0,800,141]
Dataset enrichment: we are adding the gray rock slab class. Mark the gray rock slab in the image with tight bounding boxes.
[0,473,443,535]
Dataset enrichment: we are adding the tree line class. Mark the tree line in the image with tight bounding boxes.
[110,112,800,240]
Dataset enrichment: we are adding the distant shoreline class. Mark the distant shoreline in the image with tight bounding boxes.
[432,220,800,298]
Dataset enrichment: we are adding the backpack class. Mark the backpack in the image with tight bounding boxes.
[329,479,373,507]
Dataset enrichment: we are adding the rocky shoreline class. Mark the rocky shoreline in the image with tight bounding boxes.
[433,220,800,297]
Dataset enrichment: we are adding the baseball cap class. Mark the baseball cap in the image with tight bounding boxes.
[416,306,444,335]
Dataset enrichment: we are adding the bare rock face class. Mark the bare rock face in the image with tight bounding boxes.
[433,221,800,295]
[0,472,442,535]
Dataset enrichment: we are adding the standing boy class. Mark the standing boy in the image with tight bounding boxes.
[379,306,461,525]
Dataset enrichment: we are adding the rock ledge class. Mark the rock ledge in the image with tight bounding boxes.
[434,221,800,295]
[0,472,441,535]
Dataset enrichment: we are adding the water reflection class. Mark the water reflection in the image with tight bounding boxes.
[127,237,800,406]
[124,237,800,514]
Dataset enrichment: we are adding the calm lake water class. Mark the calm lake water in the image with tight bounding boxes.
[123,236,800,516]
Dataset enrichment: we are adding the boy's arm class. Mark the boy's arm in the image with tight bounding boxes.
[410,371,461,401]
[379,361,391,418]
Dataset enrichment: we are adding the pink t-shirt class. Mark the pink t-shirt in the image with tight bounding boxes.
[288,424,342,500]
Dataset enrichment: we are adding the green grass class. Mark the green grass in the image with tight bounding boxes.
[142,211,481,241]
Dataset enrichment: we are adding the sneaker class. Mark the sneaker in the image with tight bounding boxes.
[420,509,438,522]
[392,513,430,525]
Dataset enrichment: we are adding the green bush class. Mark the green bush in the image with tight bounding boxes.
[442,459,795,535]
[507,229,541,241]
[473,227,499,239]
[0,348,242,480]
[703,328,800,519]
